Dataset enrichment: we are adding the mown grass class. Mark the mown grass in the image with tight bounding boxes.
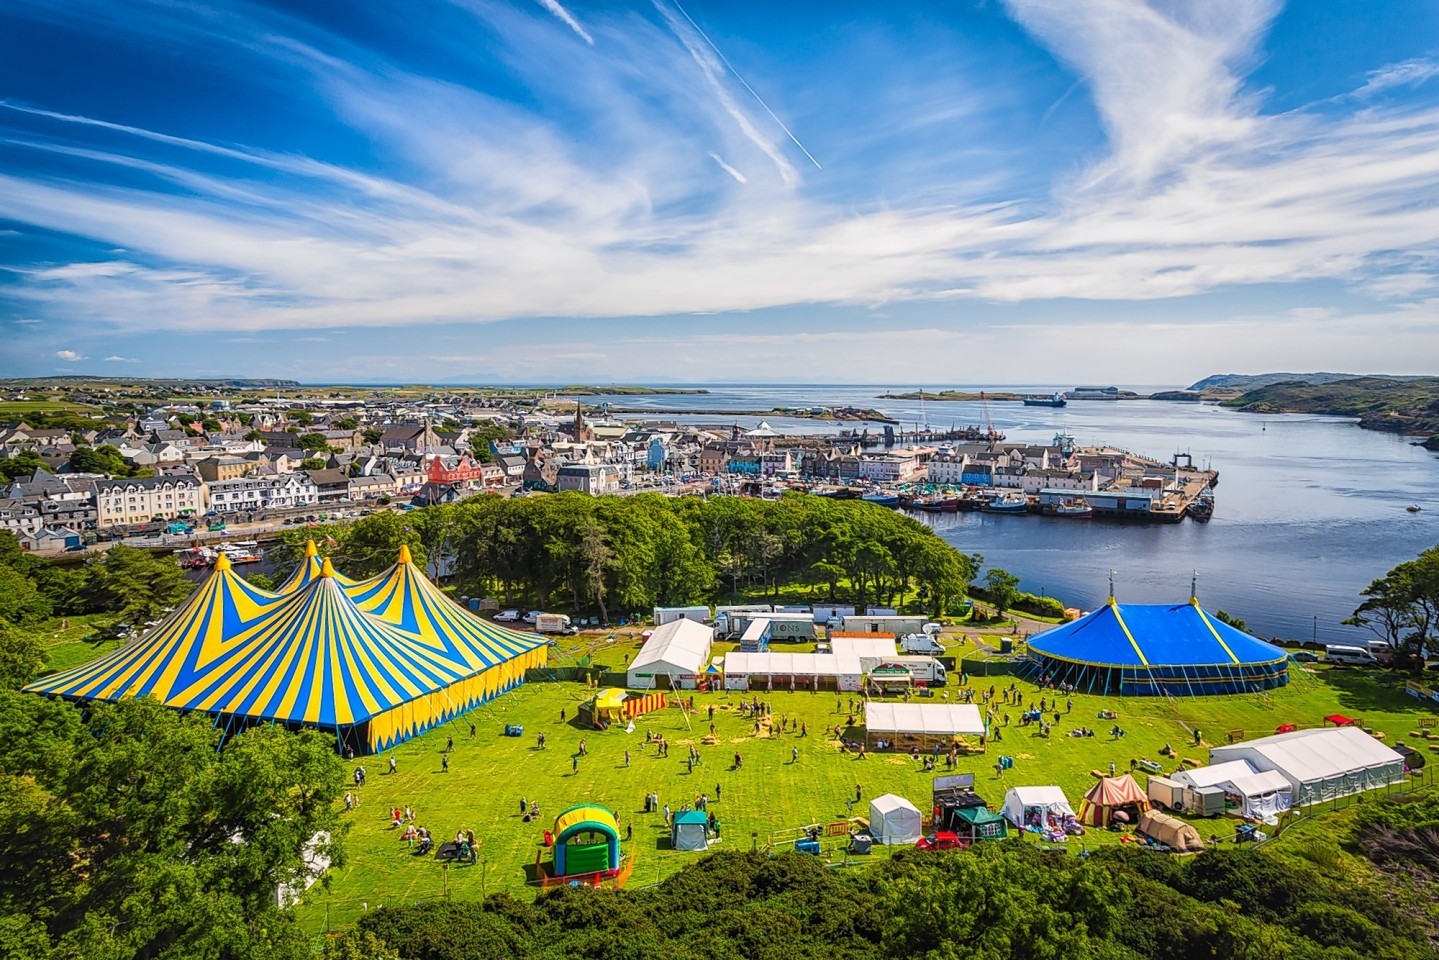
[34,614,123,674]
[296,630,1433,935]
[0,400,101,415]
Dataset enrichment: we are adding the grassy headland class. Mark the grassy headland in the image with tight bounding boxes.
[1218,376,1439,443]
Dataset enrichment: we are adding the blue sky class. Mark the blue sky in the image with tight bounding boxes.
[2,0,1438,384]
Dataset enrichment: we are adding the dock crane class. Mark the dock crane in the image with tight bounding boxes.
[979,390,1003,447]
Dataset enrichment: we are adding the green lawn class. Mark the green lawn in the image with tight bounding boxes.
[0,400,101,415]
[35,614,123,673]
[297,632,1436,936]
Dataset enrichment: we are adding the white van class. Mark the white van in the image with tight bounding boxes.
[1325,644,1378,666]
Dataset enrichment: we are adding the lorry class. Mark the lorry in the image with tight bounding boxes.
[899,632,946,655]
[535,613,578,635]
[713,605,776,638]
[653,605,711,626]
[842,615,936,637]
[885,655,947,685]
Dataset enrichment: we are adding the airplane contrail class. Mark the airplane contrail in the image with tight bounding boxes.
[667,0,822,170]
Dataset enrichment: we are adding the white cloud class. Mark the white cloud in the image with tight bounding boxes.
[535,0,593,45]
[1,0,1438,367]
[103,354,141,362]
[1356,56,1439,98]
[55,349,86,361]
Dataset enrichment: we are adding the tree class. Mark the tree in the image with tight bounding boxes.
[297,432,331,452]
[1345,545,1439,665]
[0,565,53,626]
[68,444,133,477]
[200,417,223,432]
[467,421,516,463]
[0,450,46,482]
[362,428,384,445]
[332,417,359,431]
[244,428,265,442]
[289,411,314,426]
[984,567,1022,618]
[83,544,195,637]
[1213,610,1248,632]
[301,457,327,470]
[0,622,45,688]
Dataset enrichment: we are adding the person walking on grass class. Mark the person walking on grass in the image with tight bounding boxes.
[572,755,579,775]
[624,750,631,767]
[442,754,449,773]
[446,735,454,753]
[791,746,799,764]
[389,755,396,775]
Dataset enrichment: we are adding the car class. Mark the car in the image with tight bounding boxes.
[1291,651,1320,662]
[494,609,521,622]
[914,831,969,852]
[522,610,543,624]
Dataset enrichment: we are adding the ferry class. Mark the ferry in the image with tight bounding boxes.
[982,493,1030,514]
[1022,392,1068,408]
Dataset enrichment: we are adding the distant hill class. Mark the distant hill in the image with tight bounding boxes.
[1219,375,1439,443]
[1186,372,1369,391]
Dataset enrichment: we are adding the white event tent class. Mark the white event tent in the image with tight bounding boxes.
[869,794,923,845]
[1001,786,1075,828]
[1207,727,1404,806]
[1174,760,1294,821]
[628,619,714,690]
[864,703,986,750]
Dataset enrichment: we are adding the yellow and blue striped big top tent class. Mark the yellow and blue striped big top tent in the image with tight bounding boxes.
[24,545,548,755]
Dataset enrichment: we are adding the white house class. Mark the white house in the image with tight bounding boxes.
[206,473,319,514]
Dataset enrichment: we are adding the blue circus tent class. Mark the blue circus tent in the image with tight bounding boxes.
[1023,597,1288,696]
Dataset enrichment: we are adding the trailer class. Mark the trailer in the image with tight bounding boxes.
[653,606,710,627]
[713,605,774,637]
[1146,775,1185,812]
[811,605,856,627]
[843,614,931,636]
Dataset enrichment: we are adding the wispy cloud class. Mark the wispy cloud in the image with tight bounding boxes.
[1357,56,1439,98]
[535,0,593,45]
[103,354,141,362]
[55,349,85,361]
[0,0,1437,373]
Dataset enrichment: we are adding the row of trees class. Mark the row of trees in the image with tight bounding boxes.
[270,493,984,618]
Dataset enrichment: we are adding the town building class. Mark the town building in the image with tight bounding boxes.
[93,475,205,528]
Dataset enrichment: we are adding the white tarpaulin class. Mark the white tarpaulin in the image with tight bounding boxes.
[1177,760,1294,822]
[721,652,863,691]
[864,702,986,737]
[1208,727,1404,806]
[869,794,923,845]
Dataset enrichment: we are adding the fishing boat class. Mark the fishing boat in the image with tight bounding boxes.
[1023,392,1068,408]
[1408,504,1423,513]
[862,492,901,508]
[1049,498,1093,518]
[1188,489,1215,521]
[982,493,1030,514]
[176,545,215,568]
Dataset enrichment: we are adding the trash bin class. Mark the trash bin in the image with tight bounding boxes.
[468,597,480,612]
[849,834,873,855]
[795,839,821,855]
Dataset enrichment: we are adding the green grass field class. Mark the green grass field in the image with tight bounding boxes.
[297,629,1436,935]
[0,400,101,415]
[35,614,123,673]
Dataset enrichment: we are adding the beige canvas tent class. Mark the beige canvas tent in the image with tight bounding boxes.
[1077,774,1150,827]
[1136,810,1205,853]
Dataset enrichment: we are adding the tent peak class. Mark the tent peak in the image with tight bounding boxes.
[304,539,318,557]
[214,552,232,573]
[397,543,413,565]
[320,557,335,579]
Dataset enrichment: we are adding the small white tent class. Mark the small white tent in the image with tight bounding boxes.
[869,794,923,845]
[1001,786,1075,829]
[1175,760,1294,822]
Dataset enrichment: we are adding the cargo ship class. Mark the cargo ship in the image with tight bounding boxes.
[1022,392,1068,408]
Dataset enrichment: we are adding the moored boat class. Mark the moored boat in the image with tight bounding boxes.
[862,493,901,508]
[1022,392,1068,408]
[1188,489,1215,521]
[982,493,1030,514]
[1050,498,1093,518]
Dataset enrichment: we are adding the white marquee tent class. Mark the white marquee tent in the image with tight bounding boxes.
[1001,786,1075,829]
[1208,727,1404,806]
[864,703,986,738]
[828,636,898,673]
[628,619,714,690]
[720,652,864,691]
[869,794,923,845]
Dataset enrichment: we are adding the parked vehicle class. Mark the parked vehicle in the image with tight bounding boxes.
[1325,644,1378,666]
[535,613,577,635]
[522,610,543,624]
[899,633,946,655]
[1146,775,1185,812]
[494,609,521,622]
[882,656,947,684]
[915,831,968,851]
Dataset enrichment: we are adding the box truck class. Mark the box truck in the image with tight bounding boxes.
[886,655,947,684]
[535,613,577,635]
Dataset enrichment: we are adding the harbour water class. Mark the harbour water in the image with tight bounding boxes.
[585,384,1439,645]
